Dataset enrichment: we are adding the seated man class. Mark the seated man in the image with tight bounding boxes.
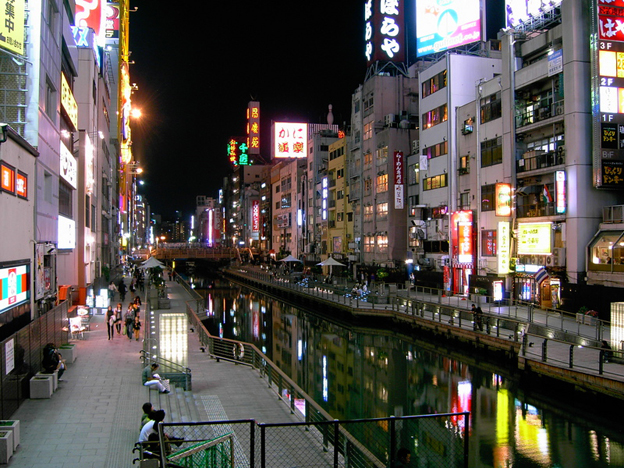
[139,409,165,443]
[142,363,170,394]
[141,402,154,430]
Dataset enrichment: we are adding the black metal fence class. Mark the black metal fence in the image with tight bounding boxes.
[146,413,469,468]
[0,300,70,419]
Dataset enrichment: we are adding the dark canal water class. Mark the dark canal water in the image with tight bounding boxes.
[192,275,624,468]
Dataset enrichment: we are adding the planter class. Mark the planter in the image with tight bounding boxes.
[148,288,159,300]
[0,421,20,450]
[0,430,13,464]
[158,298,171,309]
[29,376,53,399]
[36,371,58,391]
[59,344,76,364]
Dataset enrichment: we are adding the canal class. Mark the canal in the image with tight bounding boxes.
[191,274,624,468]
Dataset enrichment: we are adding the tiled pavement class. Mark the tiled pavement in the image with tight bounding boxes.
[6,277,298,468]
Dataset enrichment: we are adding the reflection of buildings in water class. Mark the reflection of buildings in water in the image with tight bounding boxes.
[199,280,624,467]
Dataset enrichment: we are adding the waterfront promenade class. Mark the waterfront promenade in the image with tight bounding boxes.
[6,276,298,468]
[5,269,624,467]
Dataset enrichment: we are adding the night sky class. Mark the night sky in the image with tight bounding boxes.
[129,1,366,219]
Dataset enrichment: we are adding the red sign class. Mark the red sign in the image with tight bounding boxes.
[451,211,473,265]
[394,151,404,184]
[16,171,27,199]
[1,162,15,194]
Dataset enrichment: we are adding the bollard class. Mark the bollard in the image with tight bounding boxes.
[542,339,548,362]
[569,345,574,369]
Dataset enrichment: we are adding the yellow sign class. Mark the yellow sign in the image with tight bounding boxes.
[518,222,552,255]
[497,221,510,274]
[0,0,24,55]
[61,74,78,130]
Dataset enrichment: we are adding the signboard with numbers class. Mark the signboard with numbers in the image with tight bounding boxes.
[592,1,624,188]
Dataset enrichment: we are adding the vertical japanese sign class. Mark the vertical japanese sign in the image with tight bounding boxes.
[252,200,260,232]
[227,137,249,166]
[497,221,510,274]
[394,151,404,209]
[0,0,24,55]
[555,170,566,214]
[593,0,624,187]
[272,122,308,159]
[451,211,473,265]
[364,0,405,63]
[247,101,260,156]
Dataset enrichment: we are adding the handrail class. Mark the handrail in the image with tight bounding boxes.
[139,349,191,376]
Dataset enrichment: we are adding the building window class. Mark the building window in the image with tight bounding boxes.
[281,193,291,209]
[408,164,420,185]
[364,178,372,196]
[423,174,448,191]
[376,174,388,193]
[422,104,448,129]
[364,235,375,253]
[481,136,503,167]
[45,77,56,123]
[364,152,373,168]
[422,70,447,98]
[376,146,388,166]
[59,180,73,218]
[364,121,373,140]
[459,192,470,210]
[459,155,470,175]
[376,202,388,220]
[422,141,448,159]
[85,195,91,228]
[480,91,502,123]
[377,233,388,252]
[481,184,496,212]
[364,205,373,222]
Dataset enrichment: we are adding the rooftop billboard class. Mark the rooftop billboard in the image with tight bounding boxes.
[272,122,308,159]
[416,0,481,57]
[505,1,563,28]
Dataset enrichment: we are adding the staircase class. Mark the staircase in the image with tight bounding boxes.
[146,385,207,424]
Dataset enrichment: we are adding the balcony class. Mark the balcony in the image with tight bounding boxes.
[516,100,564,129]
[517,149,565,174]
[516,202,556,218]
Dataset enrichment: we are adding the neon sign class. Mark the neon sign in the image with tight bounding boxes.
[273,122,308,159]
[364,0,405,63]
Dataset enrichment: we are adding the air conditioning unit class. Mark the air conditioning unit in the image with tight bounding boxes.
[555,103,564,115]
[384,114,396,126]
[412,140,420,154]
[553,247,566,266]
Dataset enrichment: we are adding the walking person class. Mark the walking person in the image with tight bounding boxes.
[133,315,141,341]
[106,306,116,340]
[118,279,127,302]
[108,281,117,302]
[125,304,136,340]
[114,302,123,335]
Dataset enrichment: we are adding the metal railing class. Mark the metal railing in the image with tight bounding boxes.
[139,350,192,391]
[221,268,624,380]
[145,413,469,468]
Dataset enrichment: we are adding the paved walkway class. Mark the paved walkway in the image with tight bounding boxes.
[7,276,298,468]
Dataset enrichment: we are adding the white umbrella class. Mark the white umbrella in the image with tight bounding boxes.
[279,254,302,263]
[140,257,165,269]
[317,257,346,276]
[317,257,346,267]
